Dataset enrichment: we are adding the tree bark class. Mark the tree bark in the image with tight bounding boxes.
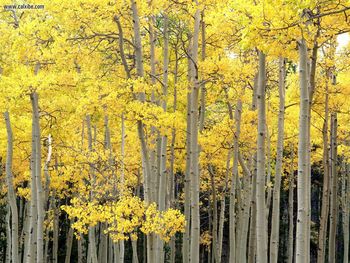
[86,115,98,263]
[64,226,74,263]
[4,111,19,263]
[189,4,201,263]
[256,51,267,263]
[296,38,310,262]
[30,92,45,263]
[317,74,330,263]
[342,162,349,263]
[287,147,295,263]
[269,57,286,263]
[328,113,338,263]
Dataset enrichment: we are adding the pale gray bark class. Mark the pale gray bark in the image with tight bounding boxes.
[25,101,38,263]
[77,234,84,263]
[296,38,310,262]
[328,113,338,263]
[256,51,267,263]
[26,92,43,263]
[248,154,257,263]
[265,125,272,215]
[64,226,74,263]
[6,205,11,263]
[4,111,19,263]
[287,148,294,263]
[208,166,219,263]
[132,239,139,263]
[229,99,242,263]
[342,163,349,263]
[199,11,206,132]
[98,224,108,263]
[218,150,231,263]
[183,90,192,263]
[86,115,98,263]
[52,203,59,263]
[237,152,253,263]
[168,47,178,263]
[44,135,52,212]
[269,57,286,263]
[157,14,169,263]
[189,5,201,263]
[317,75,330,263]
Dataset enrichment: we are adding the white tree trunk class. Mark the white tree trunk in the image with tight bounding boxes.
[287,148,294,263]
[64,226,74,263]
[269,57,286,263]
[342,163,349,263]
[86,115,98,263]
[256,51,267,263]
[295,38,310,262]
[189,5,201,263]
[4,111,19,263]
[328,113,338,263]
[317,76,330,263]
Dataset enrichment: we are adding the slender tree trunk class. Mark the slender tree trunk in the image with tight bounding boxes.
[128,7,158,263]
[183,89,192,263]
[119,115,126,263]
[228,97,242,263]
[131,239,139,263]
[98,224,108,263]
[256,51,267,263]
[218,150,231,263]
[189,5,201,263]
[342,163,349,263]
[52,203,59,263]
[306,40,318,263]
[64,226,74,263]
[295,38,309,263]
[209,166,219,263]
[22,202,30,263]
[108,237,113,263]
[238,152,253,263]
[328,113,338,263]
[287,148,295,263]
[156,14,169,263]
[4,111,19,263]
[317,76,330,263]
[6,205,11,263]
[31,93,44,263]
[265,125,272,216]
[77,234,84,263]
[269,57,286,263]
[248,153,257,263]
[86,115,98,263]
[168,48,178,263]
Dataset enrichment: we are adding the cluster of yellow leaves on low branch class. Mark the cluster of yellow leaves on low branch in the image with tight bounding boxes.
[61,196,185,242]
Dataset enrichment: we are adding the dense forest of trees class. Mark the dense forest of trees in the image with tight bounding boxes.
[0,0,350,262]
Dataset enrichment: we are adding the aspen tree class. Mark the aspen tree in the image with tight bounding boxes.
[342,163,349,263]
[317,71,330,263]
[4,111,19,263]
[296,38,309,263]
[248,154,257,263]
[256,51,267,263]
[6,204,11,263]
[229,97,242,263]
[288,147,295,263]
[64,227,73,263]
[328,113,338,263]
[157,14,169,263]
[189,3,201,262]
[86,115,98,263]
[270,57,286,263]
